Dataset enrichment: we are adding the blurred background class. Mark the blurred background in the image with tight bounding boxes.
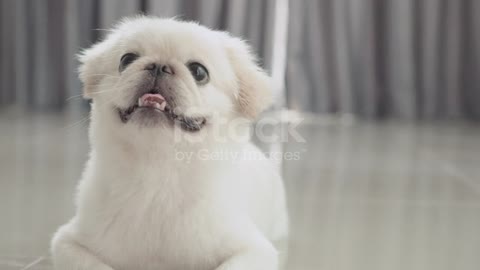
[1,1,480,270]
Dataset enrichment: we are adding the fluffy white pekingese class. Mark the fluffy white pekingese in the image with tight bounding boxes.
[51,16,288,270]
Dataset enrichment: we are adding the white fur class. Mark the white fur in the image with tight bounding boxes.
[51,16,288,270]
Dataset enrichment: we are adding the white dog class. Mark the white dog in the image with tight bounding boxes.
[51,16,288,270]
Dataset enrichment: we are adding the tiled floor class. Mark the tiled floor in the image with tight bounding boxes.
[1,108,480,270]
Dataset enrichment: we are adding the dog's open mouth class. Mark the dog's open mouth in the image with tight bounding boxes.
[118,92,207,132]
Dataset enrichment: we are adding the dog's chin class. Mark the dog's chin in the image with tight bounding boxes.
[117,105,207,132]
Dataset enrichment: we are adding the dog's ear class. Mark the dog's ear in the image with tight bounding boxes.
[223,35,273,119]
[78,37,115,99]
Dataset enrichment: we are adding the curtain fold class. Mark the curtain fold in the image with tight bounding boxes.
[286,0,480,120]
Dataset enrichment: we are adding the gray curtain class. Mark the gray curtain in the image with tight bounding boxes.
[287,0,480,120]
[0,0,275,109]
[2,0,480,120]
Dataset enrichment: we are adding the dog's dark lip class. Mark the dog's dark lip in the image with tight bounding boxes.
[177,116,207,132]
[117,103,207,132]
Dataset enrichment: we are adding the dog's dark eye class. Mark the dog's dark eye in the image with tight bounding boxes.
[188,62,209,84]
[119,53,139,72]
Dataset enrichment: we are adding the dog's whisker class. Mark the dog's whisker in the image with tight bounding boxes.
[65,94,84,102]
[64,114,91,131]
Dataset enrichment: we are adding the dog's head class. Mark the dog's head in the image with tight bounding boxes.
[80,16,272,140]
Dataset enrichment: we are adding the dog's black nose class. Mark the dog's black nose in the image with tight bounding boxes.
[145,63,174,76]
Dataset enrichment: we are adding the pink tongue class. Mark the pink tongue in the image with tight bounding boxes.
[138,93,167,111]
